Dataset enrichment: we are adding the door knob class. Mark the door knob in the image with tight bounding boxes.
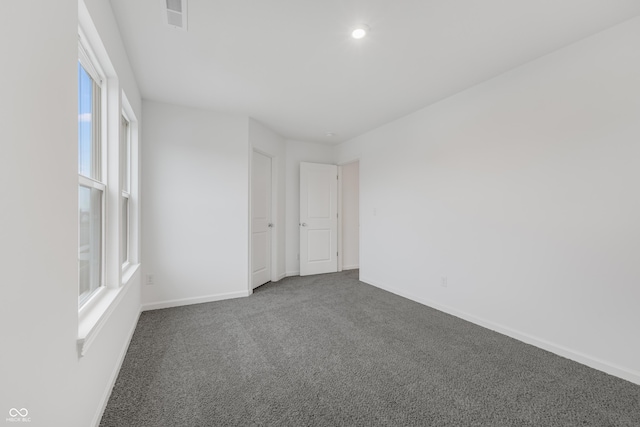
[268,223,273,228]
[300,223,307,227]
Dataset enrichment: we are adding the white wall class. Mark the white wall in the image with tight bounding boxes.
[341,161,360,270]
[335,17,640,384]
[0,1,143,426]
[0,2,78,424]
[249,119,287,281]
[142,101,250,309]
[84,0,141,115]
[285,140,336,275]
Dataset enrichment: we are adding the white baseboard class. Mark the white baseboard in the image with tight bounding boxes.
[141,290,250,311]
[275,272,286,282]
[92,307,141,427]
[286,270,300,277]
[342,264,359,270]
[359,276,640,386]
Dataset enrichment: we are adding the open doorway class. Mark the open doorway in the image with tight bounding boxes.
[251,149,274,289]
[339,161,359,271]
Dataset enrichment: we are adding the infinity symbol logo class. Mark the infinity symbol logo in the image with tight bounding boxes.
[9,408,28,417]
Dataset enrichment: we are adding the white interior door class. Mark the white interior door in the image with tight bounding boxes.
[300,162,338,276]
[251,151,272,288]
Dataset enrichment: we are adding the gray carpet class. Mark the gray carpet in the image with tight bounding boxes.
[100,270,640,426]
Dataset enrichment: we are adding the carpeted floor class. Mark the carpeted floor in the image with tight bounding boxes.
[100,270,640,426]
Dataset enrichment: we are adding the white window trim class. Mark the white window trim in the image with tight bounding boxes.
[77,3,141,357]
[121,113,131,193]
[120,92,140,284]
[79,175,106,192]
[77,264,139,357]
[77,23,110,353]
[78,36,107,309]
[78,27,105,85]
[77,181,106,308]
[121,191,131,271]
[121,114,131,270]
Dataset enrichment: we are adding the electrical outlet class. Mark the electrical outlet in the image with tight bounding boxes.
[440,276,448,287]
[146,274,155,285]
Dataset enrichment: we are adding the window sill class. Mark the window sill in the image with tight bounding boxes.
[77,263,140,357]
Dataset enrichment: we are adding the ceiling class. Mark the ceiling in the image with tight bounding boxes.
[109,0,640,144]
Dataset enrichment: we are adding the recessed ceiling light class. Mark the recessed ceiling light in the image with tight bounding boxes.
[351,24,369,39]
[326,132,337,138]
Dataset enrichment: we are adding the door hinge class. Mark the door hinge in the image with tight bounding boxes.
[337,175,339,180]
[337,252,338,256]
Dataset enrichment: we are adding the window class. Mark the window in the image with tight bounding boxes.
[77,5,141,357]
[78,43,105,307]
[121,115,131,266]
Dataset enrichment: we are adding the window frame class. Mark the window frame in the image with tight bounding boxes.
[78,31,108,309]
[121,113,131,269]
[77,2,142,358]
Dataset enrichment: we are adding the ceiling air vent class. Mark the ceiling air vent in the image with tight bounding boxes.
[163,0,188,31]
